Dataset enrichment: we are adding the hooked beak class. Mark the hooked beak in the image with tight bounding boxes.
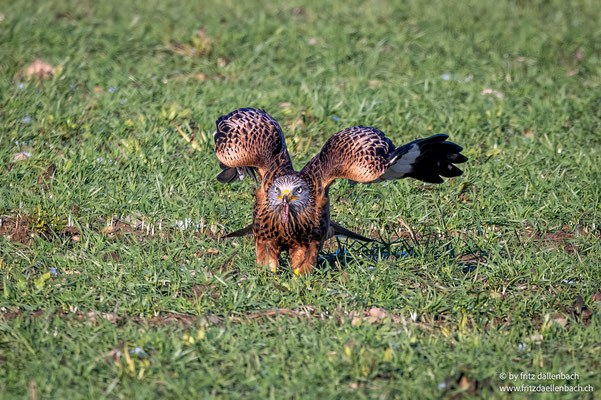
[277,189,297,203]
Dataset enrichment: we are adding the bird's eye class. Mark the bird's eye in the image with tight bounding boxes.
[276,187,281,194]
[297,187,303,194]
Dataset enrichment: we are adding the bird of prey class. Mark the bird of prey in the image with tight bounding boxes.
[214,108,467,274]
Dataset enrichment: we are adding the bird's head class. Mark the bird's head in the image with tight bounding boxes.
[268,175,311,223]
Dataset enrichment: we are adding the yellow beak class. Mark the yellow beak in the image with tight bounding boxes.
[277,189,298,202]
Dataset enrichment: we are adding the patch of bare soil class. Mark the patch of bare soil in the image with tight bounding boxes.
[0,305,439,331]
[1,211,231,253]
[538,231,578,254]
[99,217,225,242]
[441,372,493,399]
[0,215,32,244]
[2,295,596,333]
[517,224,599,254]
[101,252,120,262]
[37,163,56,189]
[0,308,197,327]
[0,214,80,244]
[189,283,220,299]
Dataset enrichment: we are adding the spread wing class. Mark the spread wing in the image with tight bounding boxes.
[302,126,467,189]
[214,108,293,183]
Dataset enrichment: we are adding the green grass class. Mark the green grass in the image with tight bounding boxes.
[1,0,601,398]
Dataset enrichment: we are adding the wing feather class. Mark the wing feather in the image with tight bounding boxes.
[214,108,293,183]
[302,126,394,187]
[302,127,467,188]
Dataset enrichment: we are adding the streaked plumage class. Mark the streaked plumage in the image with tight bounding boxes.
[214,108,467,274]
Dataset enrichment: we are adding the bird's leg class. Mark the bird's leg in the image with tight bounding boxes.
[255,240,279,273]
[289,241,319,275]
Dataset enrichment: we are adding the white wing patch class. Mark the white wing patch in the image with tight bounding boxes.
[379,144,421,180]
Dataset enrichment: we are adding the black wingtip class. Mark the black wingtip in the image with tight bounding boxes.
[402,135,467,184]
[330,221,373,242]
[452,154,468,164]
[222,223,254,238]
[216,167,238,183]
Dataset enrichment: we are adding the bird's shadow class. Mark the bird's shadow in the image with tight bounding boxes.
[315,232,488,273]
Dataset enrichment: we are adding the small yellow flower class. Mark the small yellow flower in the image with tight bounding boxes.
[183,334,195,345]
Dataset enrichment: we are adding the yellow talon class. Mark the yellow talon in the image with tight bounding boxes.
[294,269,300,276]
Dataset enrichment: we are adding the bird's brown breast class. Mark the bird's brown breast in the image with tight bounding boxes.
[253,184,326,247]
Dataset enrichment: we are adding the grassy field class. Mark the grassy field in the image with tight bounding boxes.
[1,0,601,398]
